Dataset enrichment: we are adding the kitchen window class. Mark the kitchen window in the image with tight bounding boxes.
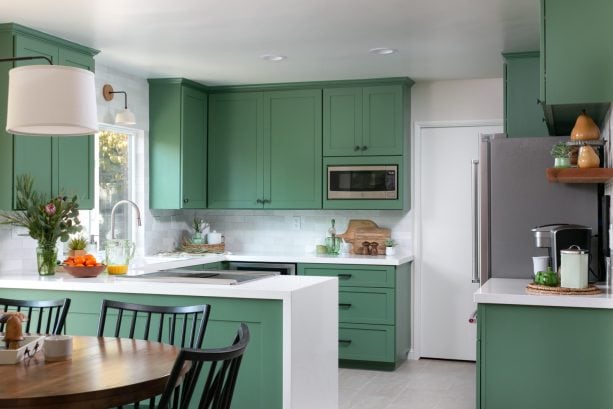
[90,125,137,252]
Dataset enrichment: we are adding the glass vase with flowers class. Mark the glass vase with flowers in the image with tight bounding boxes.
[0,175,82,275]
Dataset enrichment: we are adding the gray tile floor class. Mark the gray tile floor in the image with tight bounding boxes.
[339,359,475,409]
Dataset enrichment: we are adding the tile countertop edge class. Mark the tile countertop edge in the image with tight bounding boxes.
[474,278,613,309]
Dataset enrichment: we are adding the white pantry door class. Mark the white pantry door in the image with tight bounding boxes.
[418,124,501,360]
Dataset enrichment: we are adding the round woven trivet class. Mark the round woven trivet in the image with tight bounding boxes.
[526,283,602,295]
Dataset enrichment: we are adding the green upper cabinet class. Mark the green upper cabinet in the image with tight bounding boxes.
[149,78,207,209]
[0,23,98,210]
[539,0,613,134]
[541,0,613,105]
[208,92,264,209]
[323,83,406,156]
[503,52,549,137]
[208,89,322,209]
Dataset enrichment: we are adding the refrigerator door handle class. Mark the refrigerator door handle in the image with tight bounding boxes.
[471,159,480,284]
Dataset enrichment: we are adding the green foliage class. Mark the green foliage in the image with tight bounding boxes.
[0,174,82,244]
[68,235,88,250]
[99,131,129,196]
[550,142,571,158]
[384,238,396,247]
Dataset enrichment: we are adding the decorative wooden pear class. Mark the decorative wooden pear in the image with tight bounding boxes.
[570,110,600,141]
[577,145,600,168]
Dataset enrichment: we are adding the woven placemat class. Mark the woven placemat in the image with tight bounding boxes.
[526,283,602,295]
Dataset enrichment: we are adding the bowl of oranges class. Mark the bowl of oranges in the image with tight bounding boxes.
[62,253,106,278]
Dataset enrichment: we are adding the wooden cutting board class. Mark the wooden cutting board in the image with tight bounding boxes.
[337,220,391,255]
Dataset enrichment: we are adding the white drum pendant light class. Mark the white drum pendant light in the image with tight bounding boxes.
[6,65,98,136]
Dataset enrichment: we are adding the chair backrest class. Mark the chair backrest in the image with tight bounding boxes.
[97,299,211,349]
[157,323,250,409]
[0,298,71,335]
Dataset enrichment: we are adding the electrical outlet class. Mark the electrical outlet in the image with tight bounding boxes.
[292,216,301,230]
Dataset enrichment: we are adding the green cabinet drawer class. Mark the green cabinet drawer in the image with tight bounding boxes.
[338,323,394,362]
[339,288,394,325]
[298,263,395,288]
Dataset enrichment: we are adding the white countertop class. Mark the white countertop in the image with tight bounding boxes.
[134,249,413,271]
[0,272,336,301]
[474,278,613,309]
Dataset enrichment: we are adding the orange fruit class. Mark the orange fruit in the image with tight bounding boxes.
[74,256,85,265]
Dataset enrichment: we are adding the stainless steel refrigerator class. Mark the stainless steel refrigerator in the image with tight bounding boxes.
[478,135,602,282]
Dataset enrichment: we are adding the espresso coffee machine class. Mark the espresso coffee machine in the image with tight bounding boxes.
[532,224,592,274]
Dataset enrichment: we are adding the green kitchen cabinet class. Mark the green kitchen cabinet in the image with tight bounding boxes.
[323,83,408,156]
[0,288,282,409]
[0,24,98,209]
[503,52,549,137]
[208,89,322,209]
[539,0,613,134]
[298,262,411,370]
[149,78,207,209]
[477,303,613,409]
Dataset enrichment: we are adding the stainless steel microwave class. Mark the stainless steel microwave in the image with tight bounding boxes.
[327,165,398,199]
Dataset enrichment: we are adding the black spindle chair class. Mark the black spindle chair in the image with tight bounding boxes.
[0,297,71,335]
[157,323,250,409]
[97,299,211,409]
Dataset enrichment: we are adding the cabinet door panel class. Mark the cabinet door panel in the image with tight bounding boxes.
[57,48,95,209]
[323,88,362,156]
[208,93,264,208]
[265,89,322,209]
[363,85,403,156]
[14,136,53,207]
[181,87,207,209]
[56,136,94,208]
[504,53,548,137]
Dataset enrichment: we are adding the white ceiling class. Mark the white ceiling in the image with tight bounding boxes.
[2,0,540,85]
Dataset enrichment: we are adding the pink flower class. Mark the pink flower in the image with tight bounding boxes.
[44,203,56,216]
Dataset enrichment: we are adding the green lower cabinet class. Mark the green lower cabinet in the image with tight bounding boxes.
[1,288,282,409]
[339,287,394,325]
[298,262,411,370]
[478,303,613,409]
[339,323,394,362]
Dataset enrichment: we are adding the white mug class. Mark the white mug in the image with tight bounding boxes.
[532,256,549,275]
[44,335,73,361]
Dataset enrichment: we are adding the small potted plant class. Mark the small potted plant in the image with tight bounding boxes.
[550,142,571,168]
[192,217,205,244]
[384,238,396,256]
[67,235,88,258]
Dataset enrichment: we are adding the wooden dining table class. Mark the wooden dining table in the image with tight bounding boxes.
[0,335,183,409]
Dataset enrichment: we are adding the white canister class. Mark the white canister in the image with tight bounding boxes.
[560,245,589,289]
[207,231,222,245]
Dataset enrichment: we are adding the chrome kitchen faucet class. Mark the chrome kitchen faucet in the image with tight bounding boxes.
[110,200,142,239]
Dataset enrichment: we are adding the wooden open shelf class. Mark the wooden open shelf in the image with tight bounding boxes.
[546,167,613,183]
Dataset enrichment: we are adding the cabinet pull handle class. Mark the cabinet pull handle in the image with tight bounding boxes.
[338,303,352,308]
[361,145,368,151]
[354,145,360,151]
[183,198,189,203]
[338,339,352,346]
[256,199,263,204]
[263,199,271,204]
[337,273,352,279]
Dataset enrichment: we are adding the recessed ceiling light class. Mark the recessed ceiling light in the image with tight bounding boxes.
[369,48,398,55]
[260,54,287,62]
